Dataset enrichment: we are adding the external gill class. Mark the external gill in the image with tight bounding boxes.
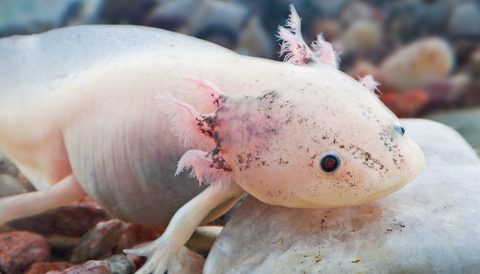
[280,4,380,95]
[277,4,340,68]
[157,80,234,185]
[195,113,233,173]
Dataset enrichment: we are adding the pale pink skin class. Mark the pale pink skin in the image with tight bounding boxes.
[0,9,424,273]
[0,25,236,226]
[173,66,425,209]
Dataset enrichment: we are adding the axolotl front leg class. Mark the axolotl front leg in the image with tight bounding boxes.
[125,80,246,273]
[125,182,243,274]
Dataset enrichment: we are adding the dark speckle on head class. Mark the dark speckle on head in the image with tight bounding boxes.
[258,90,279,102]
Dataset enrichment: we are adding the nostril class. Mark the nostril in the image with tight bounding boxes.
[394,123,406,136]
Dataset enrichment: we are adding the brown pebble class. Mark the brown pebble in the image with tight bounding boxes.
[70,219,126,263]
[0,231,50,274]
[25,261,74,274]
[61,260,111,274]
[115,223,164,253]
[8,202,110,237]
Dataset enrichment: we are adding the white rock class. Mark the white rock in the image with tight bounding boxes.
[170,246,205,274]
[205,119,480,274]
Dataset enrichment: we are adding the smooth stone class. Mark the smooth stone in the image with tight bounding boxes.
[235,16,274,59]
[126,247,204,274]
[7,202,110,237]
[380,38,454,91]
[383,0,426,43]
[448,2,480,38]
[0,151,20,176]
[0,174,26,198]
[62,260,111,274]
[0,0,104,37]
[186,226,223,255]
[379,89,428,118]
[205,119,480,273]
[25,261,74,274]
[115,223,164,254]
[169,247,205,274]
[338,1,377,27]
[341,20,383,53]
[70,219,126,263]
[107,255,135,274]
[0,231,50,274]
[61,255,135,274]
[428,109,480,156]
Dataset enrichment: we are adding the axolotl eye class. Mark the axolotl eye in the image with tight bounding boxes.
[320,152,341,172]
[394,123,406,136]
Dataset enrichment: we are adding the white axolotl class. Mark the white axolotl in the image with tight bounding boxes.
[0,6,424,274]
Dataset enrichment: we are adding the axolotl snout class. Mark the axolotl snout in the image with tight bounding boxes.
[0,6,424,274]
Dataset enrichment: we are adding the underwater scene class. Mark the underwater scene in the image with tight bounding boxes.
[0,0,479,273]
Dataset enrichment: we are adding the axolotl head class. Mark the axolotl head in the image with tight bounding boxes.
[163,5,424,208]
[216,69,424,208]
[163,67,424,208]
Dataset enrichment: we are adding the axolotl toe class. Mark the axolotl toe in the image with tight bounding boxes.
[0,5,424,274]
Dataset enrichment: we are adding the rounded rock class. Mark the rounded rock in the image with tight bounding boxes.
[0,231,50,274]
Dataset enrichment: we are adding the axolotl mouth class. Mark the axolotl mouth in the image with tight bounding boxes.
[364,135,425,199]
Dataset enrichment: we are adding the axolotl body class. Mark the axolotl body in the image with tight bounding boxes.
[0,7,424,274]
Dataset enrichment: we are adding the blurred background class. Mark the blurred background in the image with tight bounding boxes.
[1,0,479,154]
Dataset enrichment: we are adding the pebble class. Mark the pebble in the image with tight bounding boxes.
[236,16,274,59]
[0,152,20,176]
[186,226,223,255]
[70,219,126,263]
[383,0,425,43]
[25,261,74,274]
[7,202,110,237]
[448,2,480,39]
[380,89,429,118]
[0,174,26,198]
[169,247,205,274]
[380,37,454,91]
[61,260,111,274]
[0,231,50,274]
[107,255,136,274]
[115,223,164,253]
[341,20,383,53]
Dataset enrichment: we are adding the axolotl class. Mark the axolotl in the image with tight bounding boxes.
[0,6,424,274]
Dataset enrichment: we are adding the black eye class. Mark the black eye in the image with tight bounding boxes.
[320,153,341,172]
[394,123,406,136]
